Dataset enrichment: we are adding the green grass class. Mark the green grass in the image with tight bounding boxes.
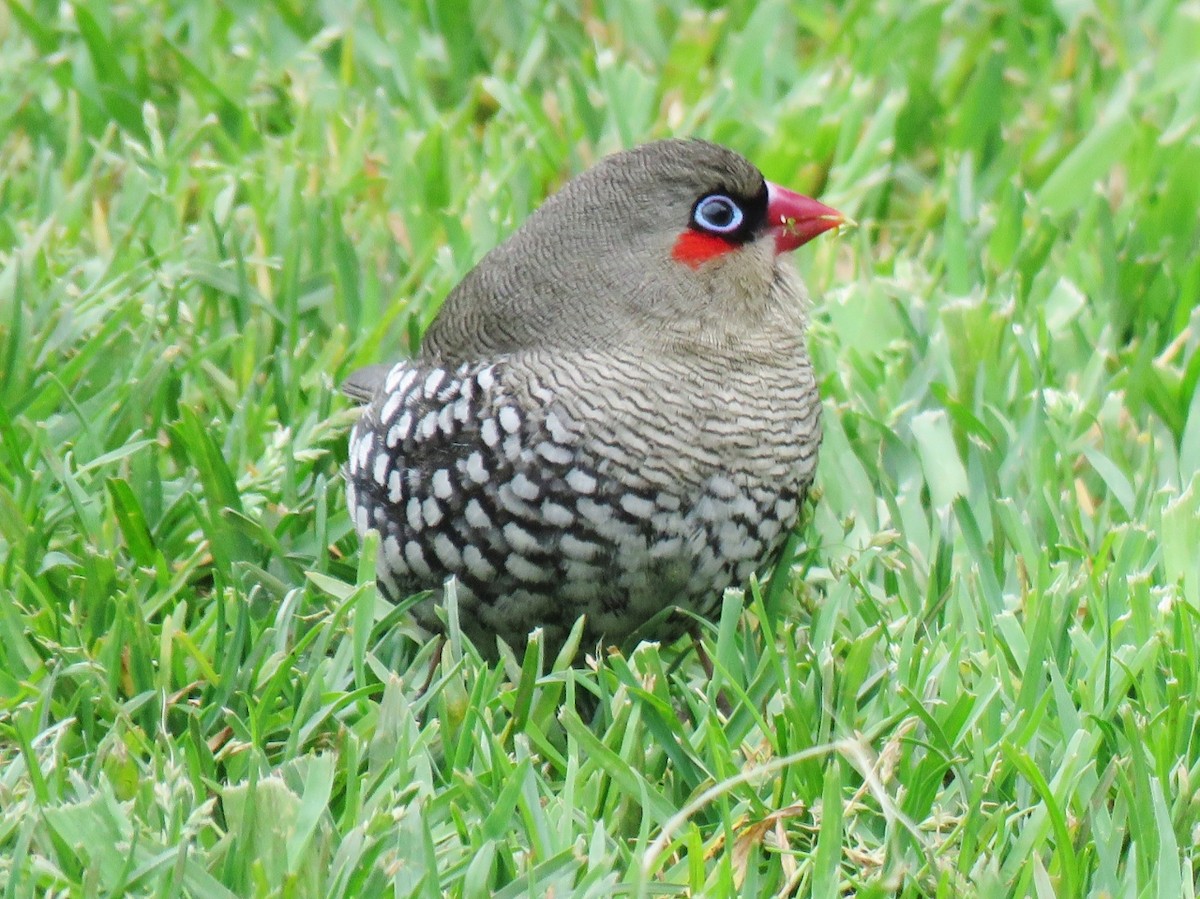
[1,0,1198,895]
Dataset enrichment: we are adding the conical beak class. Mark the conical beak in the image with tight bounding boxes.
[766,181,846,253]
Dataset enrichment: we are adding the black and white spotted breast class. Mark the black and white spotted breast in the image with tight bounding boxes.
[345,355,815,649]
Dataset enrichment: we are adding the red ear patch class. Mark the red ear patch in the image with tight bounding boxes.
[672,230,735,268]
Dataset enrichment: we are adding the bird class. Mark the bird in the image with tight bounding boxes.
[343,138,844,654]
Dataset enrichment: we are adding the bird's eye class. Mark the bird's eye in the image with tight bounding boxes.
[692,194,744,234]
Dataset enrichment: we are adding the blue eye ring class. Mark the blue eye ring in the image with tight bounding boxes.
[692,194,744,235]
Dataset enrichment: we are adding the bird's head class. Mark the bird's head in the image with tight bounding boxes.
[422,139,845,360]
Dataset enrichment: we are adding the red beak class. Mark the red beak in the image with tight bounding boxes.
[766,181,845,253]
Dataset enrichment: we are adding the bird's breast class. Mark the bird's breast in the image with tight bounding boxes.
[345,345,821,648]
[514,345,820,489]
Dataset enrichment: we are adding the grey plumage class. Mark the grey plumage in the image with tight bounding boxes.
[341,363,392,402]
[344,139,841,652]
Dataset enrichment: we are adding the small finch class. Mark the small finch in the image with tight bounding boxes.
[344,139,843,652]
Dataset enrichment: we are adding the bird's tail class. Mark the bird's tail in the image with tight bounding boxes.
[340,364,393,403]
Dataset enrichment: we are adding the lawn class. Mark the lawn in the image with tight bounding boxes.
[2,0,1199,895]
